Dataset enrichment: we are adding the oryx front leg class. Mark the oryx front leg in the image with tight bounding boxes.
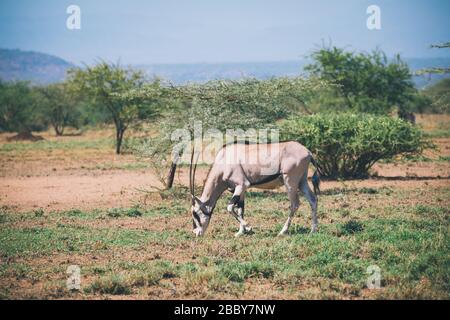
[279,174,300,237]
[227,186,251,237]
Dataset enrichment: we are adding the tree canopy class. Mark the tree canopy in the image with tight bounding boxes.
[36,83,83,136]
[0,81,45,137]
[305,47,416,115]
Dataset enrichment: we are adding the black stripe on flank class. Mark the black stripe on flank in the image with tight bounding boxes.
[249,173,281,187]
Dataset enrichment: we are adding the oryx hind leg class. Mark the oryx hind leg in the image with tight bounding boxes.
[300,175,318,233]
[279,173,301,236]
[227,186,252,237]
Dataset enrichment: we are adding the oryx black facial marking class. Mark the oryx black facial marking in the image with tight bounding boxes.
[192,210,201,228]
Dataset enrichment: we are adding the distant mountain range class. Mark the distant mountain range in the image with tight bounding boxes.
[0,49,74,84]
[0,48,449,88]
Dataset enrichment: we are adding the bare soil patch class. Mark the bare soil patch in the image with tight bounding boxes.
[0,125,448,211]
[1,164,448,212]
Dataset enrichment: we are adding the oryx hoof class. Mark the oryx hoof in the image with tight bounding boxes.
[193,228,204,237]
[235,225,252,237]
[277,230,289,237]
[235,231,245,237]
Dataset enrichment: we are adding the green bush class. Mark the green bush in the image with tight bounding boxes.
[279,113,430,178]
[106,207,143,218]
[338,220,364,236]
[305,47,416,115]
[0,81,47,134]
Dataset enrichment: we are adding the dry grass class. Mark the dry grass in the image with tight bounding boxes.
[416,113,450,137]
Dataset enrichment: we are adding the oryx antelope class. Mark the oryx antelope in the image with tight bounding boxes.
[189,141,321,237]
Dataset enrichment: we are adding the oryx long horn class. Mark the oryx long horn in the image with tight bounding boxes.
[192,153,199,197]
[189,143,195,199]
[189,139,201,205]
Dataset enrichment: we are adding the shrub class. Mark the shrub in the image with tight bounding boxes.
[106,207,143,218]
[84,275,131,295]
[279,113,431,178]
[338,220,364,236]
[0,81,47,135]
[33,208,45,217]
[124,207,143,217]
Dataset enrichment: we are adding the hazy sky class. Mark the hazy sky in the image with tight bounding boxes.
[0,0,449,64]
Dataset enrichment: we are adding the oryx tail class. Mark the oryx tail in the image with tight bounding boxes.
[310,156,321,195]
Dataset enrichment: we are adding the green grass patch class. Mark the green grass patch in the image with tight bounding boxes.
[424,129,450,138]
[216,260,275,282]
[0,225,173,258]
[0,137,113,153]
[91,162,151,171]
[1,185,448,299]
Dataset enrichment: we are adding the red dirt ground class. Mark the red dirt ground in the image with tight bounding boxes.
[1,156,448,212]
[0,129,448,212]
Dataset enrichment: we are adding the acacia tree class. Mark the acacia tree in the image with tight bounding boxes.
[126,77,328,188]
[37,83,82,136]
[416,42,450,114]
[68,62,158,154]
[305,47,416,116]
[416,42,450,75]
[174,77,326,129]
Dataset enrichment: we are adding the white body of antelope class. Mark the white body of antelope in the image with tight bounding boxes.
[190,141,321,237]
